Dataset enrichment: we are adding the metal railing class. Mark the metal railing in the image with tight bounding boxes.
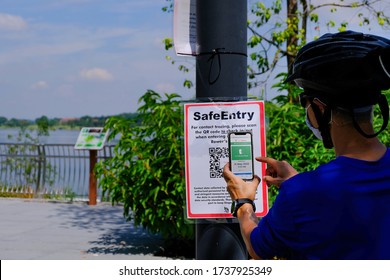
[0,143,114,199]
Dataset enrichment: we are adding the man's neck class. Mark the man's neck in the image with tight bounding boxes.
[332,124,387,161]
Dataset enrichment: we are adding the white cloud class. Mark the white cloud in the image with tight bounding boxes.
[0,13,27,31]
[31,81,49,90]
[80,68,113,81]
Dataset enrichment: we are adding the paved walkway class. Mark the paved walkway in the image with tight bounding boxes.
[0,198,170,260]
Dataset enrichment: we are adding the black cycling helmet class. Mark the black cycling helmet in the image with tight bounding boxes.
[286,30,390,148]
[286,30,390,107]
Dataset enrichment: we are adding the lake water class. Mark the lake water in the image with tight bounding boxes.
[0,128,119,145]
[0,128,81,144]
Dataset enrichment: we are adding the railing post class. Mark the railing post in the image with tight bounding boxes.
[35,144,46,198]
[41,144,47,193]
[36,144,42,197]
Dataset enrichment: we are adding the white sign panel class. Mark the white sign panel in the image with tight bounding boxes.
[173,0,197,55]
[74,127,109,150]
[184,101,268,219]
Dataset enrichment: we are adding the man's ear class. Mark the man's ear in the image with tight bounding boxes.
[313,98,327,113]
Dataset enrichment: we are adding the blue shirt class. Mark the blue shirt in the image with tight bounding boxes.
[251,148,390,259]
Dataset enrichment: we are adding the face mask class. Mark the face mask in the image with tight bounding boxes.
[305,107,323,141]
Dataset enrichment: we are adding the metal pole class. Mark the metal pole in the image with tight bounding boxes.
[195,0,248,260]
[196,0,247,100]
[88,150,97,205]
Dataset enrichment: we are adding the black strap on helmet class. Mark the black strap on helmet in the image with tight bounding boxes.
[350,93,389,138]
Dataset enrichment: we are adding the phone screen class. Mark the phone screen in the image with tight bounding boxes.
[228,132,254,180]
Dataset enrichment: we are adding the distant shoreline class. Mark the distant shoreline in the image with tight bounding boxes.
[0,125,82,131]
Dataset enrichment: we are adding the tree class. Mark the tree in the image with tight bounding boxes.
[0,117,7,126]
[6,118,31,127]
[163,0,390,103]
[35,116,50,136]
[248,0,390,102]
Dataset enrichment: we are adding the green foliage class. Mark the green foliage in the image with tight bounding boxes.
[163,38,173,51]
[247,0,390,100]
[35,116,50,136]
[0,186,34,198]
[375,89,390,146]
[0,116,8,126]
[42,187,77,202]
[2,127,57,193]
[162,0,173,13]
[161,0,390,101]
[96,90,194,244]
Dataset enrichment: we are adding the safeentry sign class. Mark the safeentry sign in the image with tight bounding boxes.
[184,101,268,219]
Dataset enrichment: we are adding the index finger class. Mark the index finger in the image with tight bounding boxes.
[255,156,278,166]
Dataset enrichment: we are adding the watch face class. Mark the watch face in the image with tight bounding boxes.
[233,200,241,209]
[232,200,244,217]
[231,201,236,214]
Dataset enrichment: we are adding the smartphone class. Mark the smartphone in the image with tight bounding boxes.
[228,131,254,181]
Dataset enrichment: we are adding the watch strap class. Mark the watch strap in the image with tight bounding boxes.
[232,198,256,217]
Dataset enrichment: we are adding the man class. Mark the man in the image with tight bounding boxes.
[223,31,390,259]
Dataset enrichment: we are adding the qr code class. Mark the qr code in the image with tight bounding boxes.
[209,147,229,178]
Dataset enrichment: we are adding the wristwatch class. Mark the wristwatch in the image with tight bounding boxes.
[231,198,256,217]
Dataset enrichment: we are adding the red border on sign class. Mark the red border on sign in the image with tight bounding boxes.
[185,101,268,219]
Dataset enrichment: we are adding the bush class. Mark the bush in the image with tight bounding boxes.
[96,90,194,257]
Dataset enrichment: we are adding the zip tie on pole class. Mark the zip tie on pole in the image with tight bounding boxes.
[197,48,247,85]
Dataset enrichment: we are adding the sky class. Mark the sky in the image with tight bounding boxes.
[1,0,390,120]
[0,0,194,120]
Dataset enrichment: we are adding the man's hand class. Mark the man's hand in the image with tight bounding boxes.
[256,156,298,188]
[223,163,261,201]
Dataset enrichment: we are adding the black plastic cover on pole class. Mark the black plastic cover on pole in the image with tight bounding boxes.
[196,0,247,101]
[195,0,248,260]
